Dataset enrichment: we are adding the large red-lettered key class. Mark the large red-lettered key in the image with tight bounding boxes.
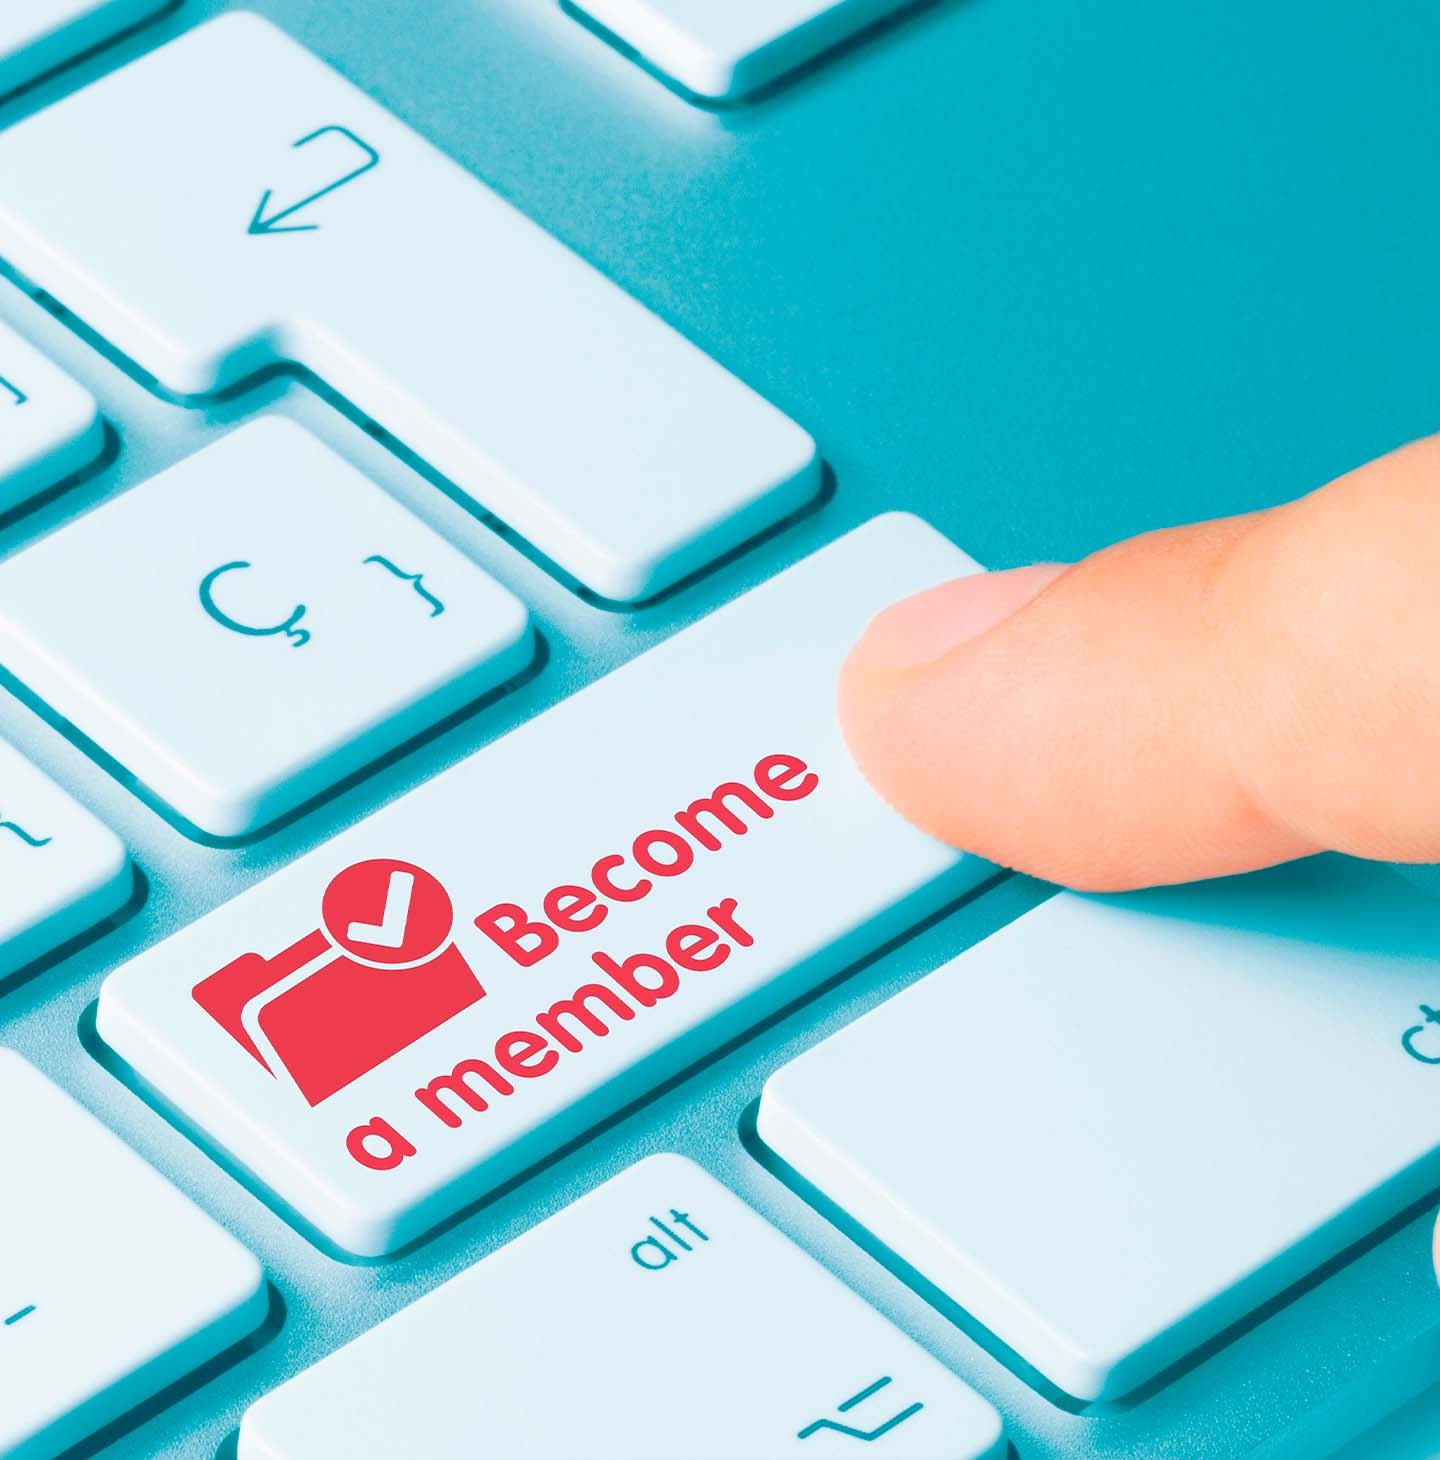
[98,514,994,1256]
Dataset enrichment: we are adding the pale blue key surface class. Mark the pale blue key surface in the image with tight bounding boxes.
[568,0,920,100]
[0,418,535,837]
[0,735,129,982]
[238,1156,1005,1459]
[760,859,1440,1402]
[0,1050,266,1459]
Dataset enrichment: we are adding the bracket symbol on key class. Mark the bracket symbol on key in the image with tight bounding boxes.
[1402,1004,1440,1064]
[248,125,381,236]
[363,555,445,616]
[796,1376,924,1443]
[198,561,311,647]
[0,376,26,406]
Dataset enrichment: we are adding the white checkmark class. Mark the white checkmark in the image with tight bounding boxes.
[346,870,415,948]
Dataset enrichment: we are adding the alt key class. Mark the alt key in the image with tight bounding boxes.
[239,1154,1004,1459]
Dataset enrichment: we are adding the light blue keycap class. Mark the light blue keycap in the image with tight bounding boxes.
[0,1050,266,1459]
[761,859,1440,1401]
[98,514,993,1256]
[239,1156,1005,1459]
[571,0,918,100]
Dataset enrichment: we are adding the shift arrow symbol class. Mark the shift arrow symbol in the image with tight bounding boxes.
[248,125,381,236]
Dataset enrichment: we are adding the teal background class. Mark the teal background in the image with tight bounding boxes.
[1,2,1438,1457]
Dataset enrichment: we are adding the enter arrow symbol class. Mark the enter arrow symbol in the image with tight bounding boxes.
[248,125,381,236]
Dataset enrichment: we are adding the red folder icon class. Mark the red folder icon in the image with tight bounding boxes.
[193,859,484,1106]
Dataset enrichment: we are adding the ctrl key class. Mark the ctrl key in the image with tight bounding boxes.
[0,1050,266,1460]
[239,1155,1004,1460]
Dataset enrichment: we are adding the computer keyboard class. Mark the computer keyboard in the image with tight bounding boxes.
[2,2,1439,1459]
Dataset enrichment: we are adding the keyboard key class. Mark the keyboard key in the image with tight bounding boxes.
[0,418,534,837]
[0,318,102,514]
[238,1154,1004,1460]
[0,14,820,603]
[97,513,990,1255]
[571,0,917,100]
[0,736,129,982]
[0,1050,267,1459]
[758,860,1440,1402]
[0,1,167,97]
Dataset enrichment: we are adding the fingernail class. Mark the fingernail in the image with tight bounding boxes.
[852,563,1068,673]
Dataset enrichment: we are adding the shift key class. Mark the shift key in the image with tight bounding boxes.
[98,514,991,1256]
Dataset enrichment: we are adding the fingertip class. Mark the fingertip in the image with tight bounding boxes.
[837,522,1313,889]
[846,564,1069,676]
[838,563,1069,867]
[839,562,1069,799]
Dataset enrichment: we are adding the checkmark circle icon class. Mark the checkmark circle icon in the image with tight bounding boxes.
[321,859,454,967]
